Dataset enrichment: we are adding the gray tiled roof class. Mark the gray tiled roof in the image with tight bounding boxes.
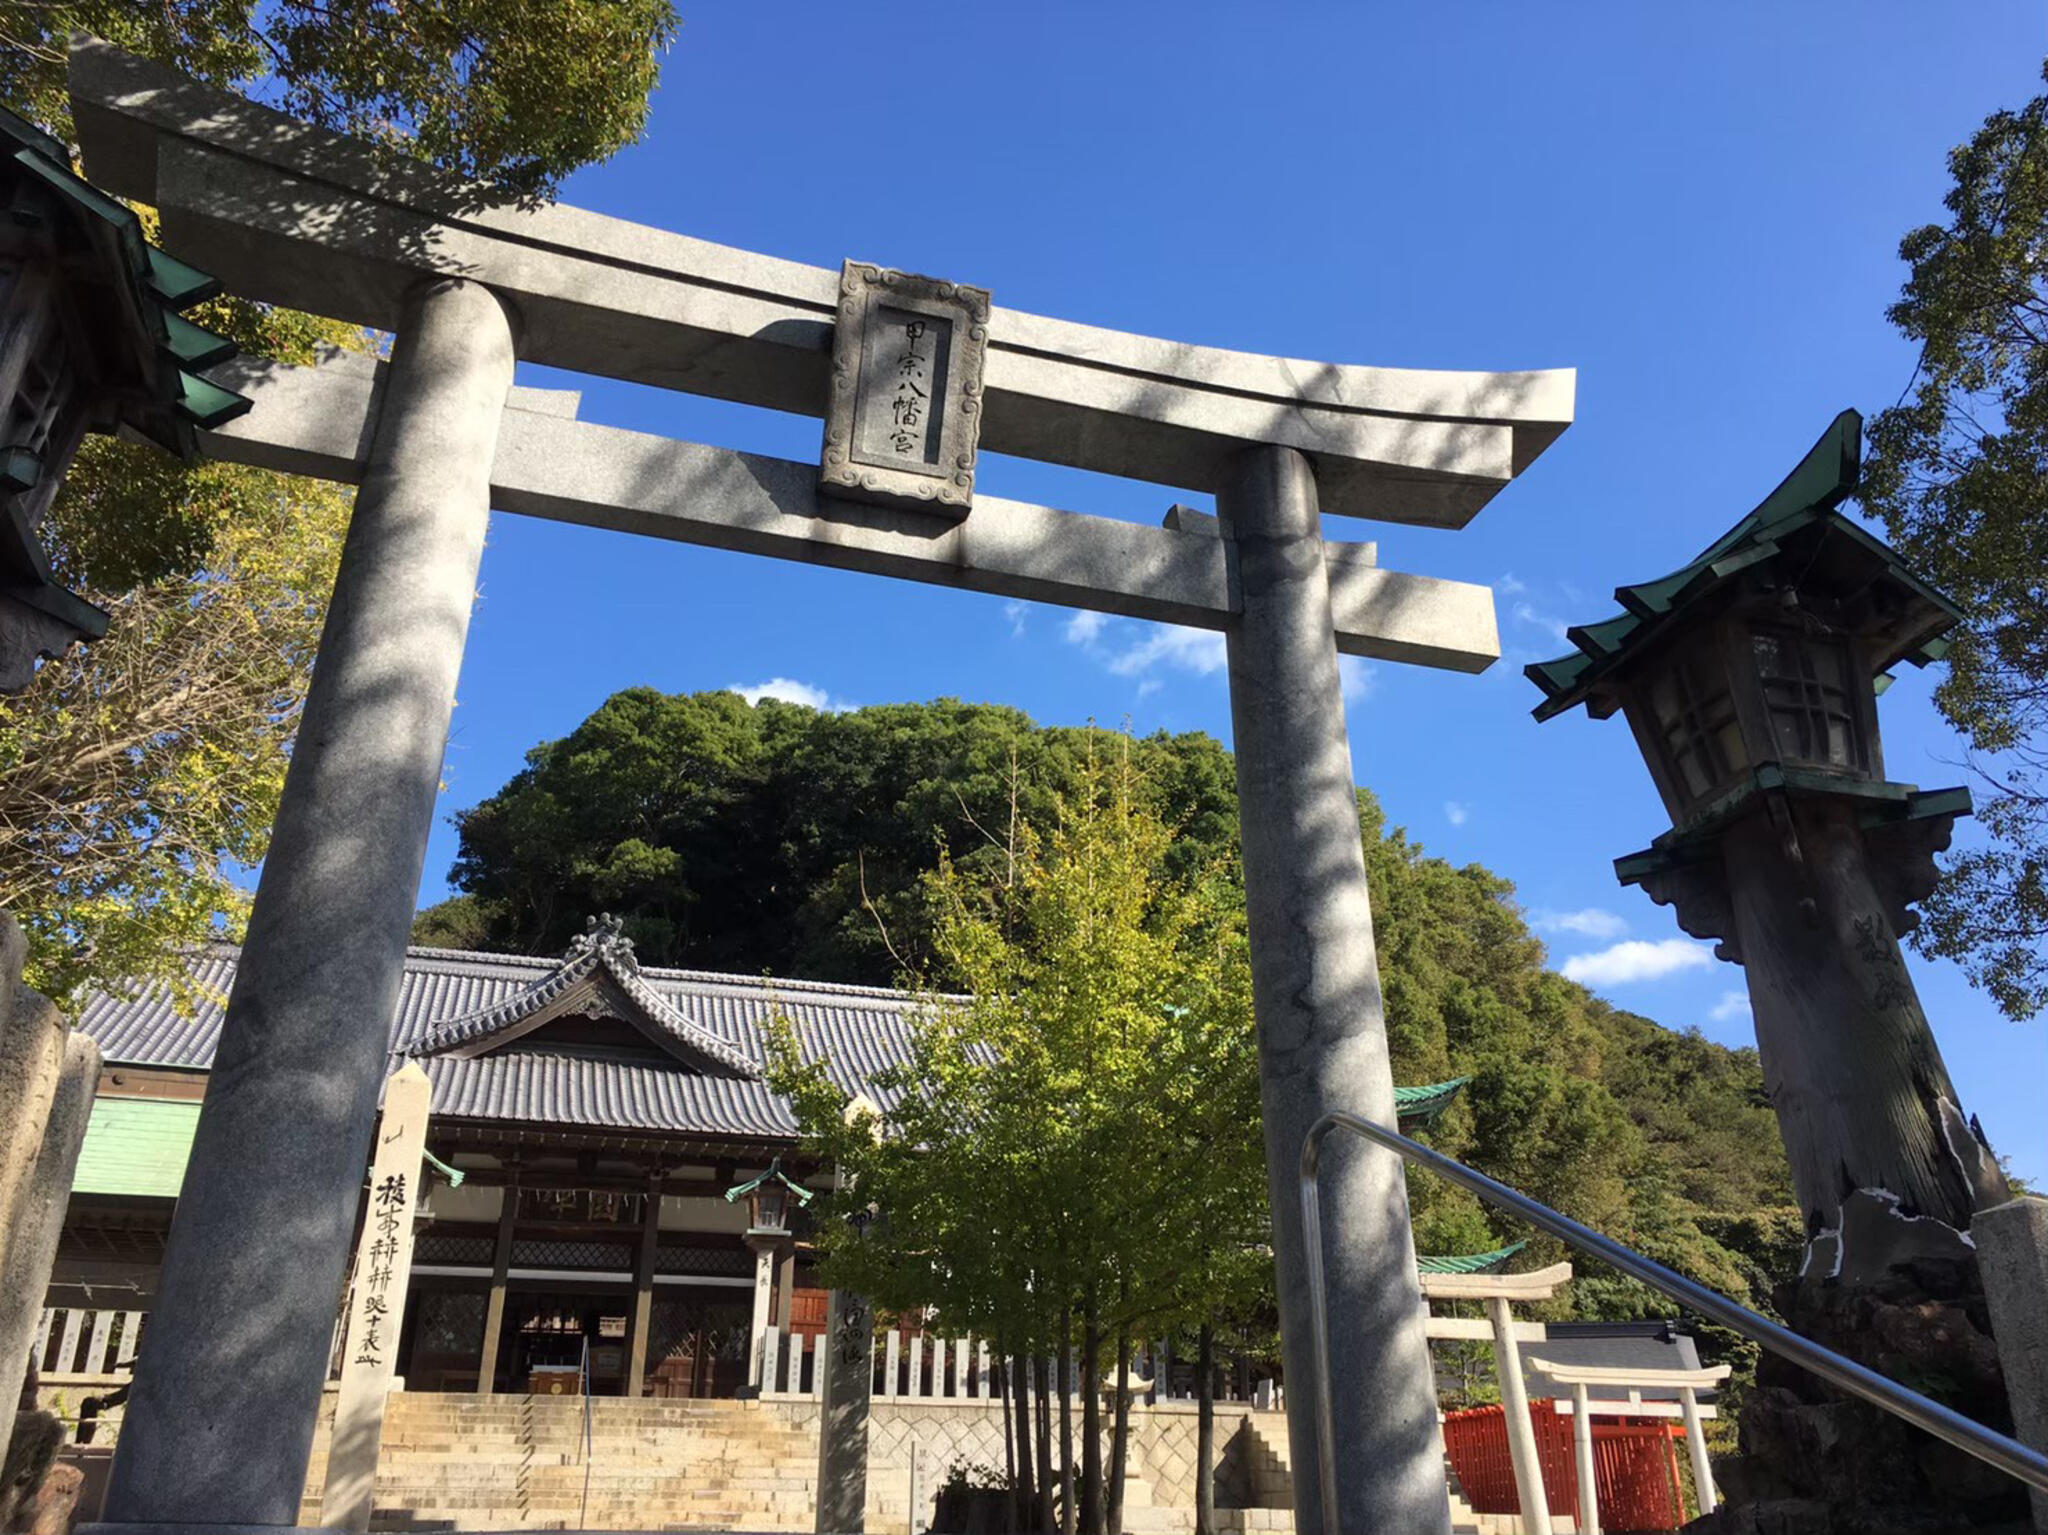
[1517,1323,1713,1404]
[75,945,932,1144]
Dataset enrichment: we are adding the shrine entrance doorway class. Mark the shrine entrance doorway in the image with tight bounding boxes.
[643,1293,753,1400]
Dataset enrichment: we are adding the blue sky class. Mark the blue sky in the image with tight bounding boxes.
[412,4,2045,1182]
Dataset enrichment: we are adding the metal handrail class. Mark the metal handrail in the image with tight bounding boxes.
[1299,1109,2048,1532]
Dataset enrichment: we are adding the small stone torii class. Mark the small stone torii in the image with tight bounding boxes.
[61,39,1574,1535]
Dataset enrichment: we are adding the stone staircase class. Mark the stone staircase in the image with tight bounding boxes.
[294,1393,1505,1534]
[1230,1415,1494,1535]
[301,1394,826,1531]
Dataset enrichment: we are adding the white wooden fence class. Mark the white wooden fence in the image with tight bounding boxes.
[36,1306,144,1382]
[761,1330,1273,1406]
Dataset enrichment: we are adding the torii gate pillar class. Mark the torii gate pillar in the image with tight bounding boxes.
[99,278,513,1531]
[1224,445,1449,1535]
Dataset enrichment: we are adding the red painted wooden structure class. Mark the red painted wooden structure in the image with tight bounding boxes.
[1442,1400,1694,1531]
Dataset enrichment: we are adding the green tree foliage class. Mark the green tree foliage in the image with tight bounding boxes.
[430,689,1798,1346]
[2,1,676,201]
[0,463,352,1000]
[766,742,1265,1535]
[1861,65,2048,1020]
[0,3,672,992]
[440,690,1239,980]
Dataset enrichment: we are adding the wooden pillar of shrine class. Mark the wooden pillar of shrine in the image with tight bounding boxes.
[624,1170,662,1396]
[476,1169,518,1393]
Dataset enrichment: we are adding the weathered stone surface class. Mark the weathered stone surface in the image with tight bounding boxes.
[97,277,513,1532]
[7,1458,81,1535]
[0,915,66,1257]
[1700,1261,2025,1534]
[1976,1196,2048,1533]
[1,1413,62,1533]
[68,40,1573,529]
[1220,445,1448,1535]
[0,1030,99,1420]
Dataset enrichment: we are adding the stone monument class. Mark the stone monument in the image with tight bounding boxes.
[814,1288,875,1534]
[63,38,1576,1535]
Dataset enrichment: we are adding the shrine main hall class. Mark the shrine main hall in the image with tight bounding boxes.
[42,918,1468,1404]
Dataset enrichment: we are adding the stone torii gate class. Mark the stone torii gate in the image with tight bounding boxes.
[64,41,1573,1535]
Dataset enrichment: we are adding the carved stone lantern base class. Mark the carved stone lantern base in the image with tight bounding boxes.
[1698,1254,2025,1534]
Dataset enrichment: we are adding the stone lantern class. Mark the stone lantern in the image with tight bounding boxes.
[727,1155,813,1242]
[1529,413,2028,1528]
[1528,410,2009,1283]
[0,106,248,689]
[727,1158,812,1397]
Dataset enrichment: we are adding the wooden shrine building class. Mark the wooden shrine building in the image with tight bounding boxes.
[47,918,1472,1402]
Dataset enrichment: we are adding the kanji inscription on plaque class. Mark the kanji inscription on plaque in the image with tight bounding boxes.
[820,261,990,516]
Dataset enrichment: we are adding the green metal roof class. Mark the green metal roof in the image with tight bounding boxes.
[1394,1077,1470,1131]
[1417,1240,1528,1275]
[0,105,248,456]
[1524,411,1962,723]
[72,1097,199,1199]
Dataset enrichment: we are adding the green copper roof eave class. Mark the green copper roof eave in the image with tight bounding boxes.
[1,105,246,455]
[1615,775,1973,884]
[1417,1240,1529,1275]
[1394,1076,1470,1128]
[1527,410,1966,723]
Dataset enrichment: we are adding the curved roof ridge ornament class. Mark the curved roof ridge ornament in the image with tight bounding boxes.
[408,914,759,1079]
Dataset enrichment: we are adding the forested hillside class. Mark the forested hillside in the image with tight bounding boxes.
[416,689,1799,1330]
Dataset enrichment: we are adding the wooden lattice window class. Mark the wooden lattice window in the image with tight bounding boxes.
[1752,629,1867,772]
[1646,648,1747,801]
[414,1290,486,1355]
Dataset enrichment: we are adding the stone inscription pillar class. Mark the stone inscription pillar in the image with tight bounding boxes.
[746,1241,778,1393]
[1220,444,1450,1535]
[97,277,515,1534]
[815,1288,874,1534]
[321,1063,432,1533]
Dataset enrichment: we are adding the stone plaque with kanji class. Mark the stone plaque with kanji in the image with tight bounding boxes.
[820,261,990,516]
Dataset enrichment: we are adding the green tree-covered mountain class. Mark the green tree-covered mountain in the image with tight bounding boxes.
[417,689,1799,1338]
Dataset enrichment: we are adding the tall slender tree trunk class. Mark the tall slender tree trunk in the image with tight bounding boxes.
[1015,1351,1038,1533]
[1195,1324,1216,1535]
[1080,1297,1104,1535]
[1058,1310,1076,1535]
[1107,1327,1132,1535]
[1035,1353,1055,1534]
[1001,1342,1020,1534]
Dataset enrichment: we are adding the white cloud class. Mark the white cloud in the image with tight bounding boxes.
[728,678,853,712]
[1496,573,1528,596]
[1104,624,1229,679]
[1560,938,1714,987]
[1444,801,1470,827]
[1533,907,1630,941]
[1003,600,1028,638]
[1339,656,1376,703]
[1512,601,1570,644]
[1064,610,1108,646]
[1709,989,1752,1024]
